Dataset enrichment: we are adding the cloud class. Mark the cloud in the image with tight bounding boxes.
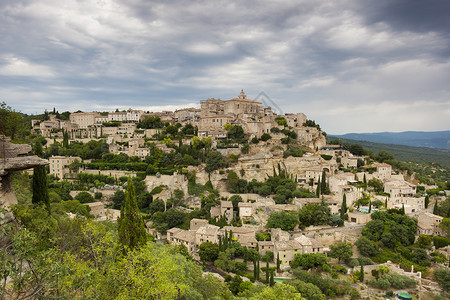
[0,55,55,77]
[0,0,449,133]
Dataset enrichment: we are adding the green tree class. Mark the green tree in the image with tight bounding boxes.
[249,283,304,299]
[360,264,364,282]
[31,141,50,210]
[117,178,147,249]
[434,268,450,291]
[368,178,384,194]
[205,151,225,173]
[298,202,331,229]
[290,253,328,269]
[74,191,94,203]
[266,211,298,231]
[316,177,320,197]
[355,236,378,256]
[329,242,353,263]
[199,241,219,262]
[340,194,347,221]
[424,195,429,209]
[320,170,327,194]
[433,199,439,215]
[261,133,272,141]
[285,279,325,300]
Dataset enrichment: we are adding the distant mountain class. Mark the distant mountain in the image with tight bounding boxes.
[330,131,450,149]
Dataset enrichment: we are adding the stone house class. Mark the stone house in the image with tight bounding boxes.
[167,228,197,253]
[190,218,209,230]
[273,240,303,269]
[238,202,253,219]
[210,201,233,222]
[384,180,416,198]
[259,241,274,256]
[49,156,82,180]
[195,225,220,245]
[417,212,444,236]
[271,228,290,242]
[347,212,372,224]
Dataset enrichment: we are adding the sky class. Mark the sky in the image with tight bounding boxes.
[1,0,449,134]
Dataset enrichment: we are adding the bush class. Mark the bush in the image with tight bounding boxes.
[368,274,416,290]
[433,236,450,249]
[333,264,347,274]
[74,191,94,203]
[434,268,450,291]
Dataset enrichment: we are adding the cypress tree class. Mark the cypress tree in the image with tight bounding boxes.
[433,199,439,215]
[360,264,364,282]
[385,198,388,209]
[229,230,233,246]
[63,131,69,148]
[316,177,321,197]
[368,200,372,213]
[266,258,269,283]
[276,253,281,272]
[32,141,50,211]
[401,204,405,214]
[218,235,223,251]
[118,178,147,250]
[256,258,260,280]
[269,270,274,286]
[425,195,429,209]
[253,258,257,279]
[340,194,347,221]
[321,170,327,194]
[363,173,367,190]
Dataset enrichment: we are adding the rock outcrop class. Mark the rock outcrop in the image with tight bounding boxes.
[0,135,49,210]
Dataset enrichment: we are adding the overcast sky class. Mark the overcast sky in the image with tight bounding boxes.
[1,0,449,134]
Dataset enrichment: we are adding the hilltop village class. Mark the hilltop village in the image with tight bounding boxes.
[1,92,449,299]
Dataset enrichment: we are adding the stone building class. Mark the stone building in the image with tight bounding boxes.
[417,212,444,236]
[49,156,81,180]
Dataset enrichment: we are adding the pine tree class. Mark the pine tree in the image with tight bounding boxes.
[433,199,439,215]
[340,194,347,221]
[360,264,364,282]
[425,195,429,209]
[316,177,321,197]
[31,141,50,211]
[118,178,147,250]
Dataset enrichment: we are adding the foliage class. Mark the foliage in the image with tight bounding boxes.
[205,151,226,173]
[298,202,331,229]
[152,209,186,233]
[266,211,298,231]
[199,241,219,262]
[367,274,416,290]
[290,253,328,269]
[433,236,450,249]
[249,283,304,300]
[362,210,417,249]
[117,178,147,249]
[284,146,304,158]
[329,242,353,263]
[355,236,379,256]
[434,268,450,291]
[74,191,95,203]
